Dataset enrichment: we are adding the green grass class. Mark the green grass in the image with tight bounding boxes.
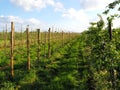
[0,28,120,90]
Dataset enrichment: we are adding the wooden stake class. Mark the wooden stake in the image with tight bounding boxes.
[10,22,14,77]
[48,28,51,58]
[44,32,47,58]
[21,24,23,45]
[41,31,42,44]
[108,19,116,89]
[2,29,5,47]
[108,20,112,41]
[69,32,70,41]
[37,29,40,61]
[26,25,30,70]
[5,24,7,48]
[62,31,64,46]
[52,26,54,42]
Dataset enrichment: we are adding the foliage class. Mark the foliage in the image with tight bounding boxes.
[103,0,120,15]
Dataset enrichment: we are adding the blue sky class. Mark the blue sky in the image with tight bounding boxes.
[0,0,119,32]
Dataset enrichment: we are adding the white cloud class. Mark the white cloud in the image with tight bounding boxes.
[10,0,64,11]
[113,18,120,28]
[62,8,89,22]
[28,18,41,25]
[54,2,64,12]
[47,0,55,6]
[0,15,44,31]
[10,0,46,11]
[0,15,23,24]
[80,0,114,11]
[9,0,119,32]
[27,18,42,28]
[61,8,90,32]
[8,16,24,23]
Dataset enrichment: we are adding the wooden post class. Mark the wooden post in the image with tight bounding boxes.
[62,31,64,46]
[69,32,70,41]
[37,29,40,61]
[108,20,112,41]
[48,28,51,58]
[21,25,23,45]
[4,24,7,55]
[10,22,14,77]
[31,31,33,43]
[52,26,54,42]
[34,30,36,44]
[14,27,16,46]
[26,25,30,70]
[2,29,5,47]
[108,19,116,89]
[5,24,7,48]
[44,31,47,58]
[41,31,42,44]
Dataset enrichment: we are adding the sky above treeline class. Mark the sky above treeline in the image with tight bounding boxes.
[0,0,120,32]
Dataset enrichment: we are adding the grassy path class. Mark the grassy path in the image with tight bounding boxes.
[0,36,95,90]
